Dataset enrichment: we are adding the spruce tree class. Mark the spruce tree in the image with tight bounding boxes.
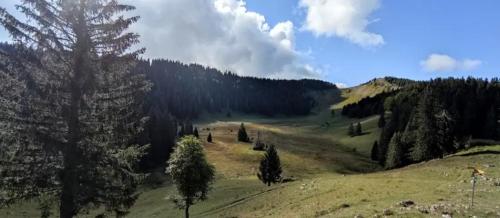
[436,110,455,156]
[378,110,386,128]
[348,123,355,137]
[412,88,439,162]
[237,123,250,142]
[371,141,379,161]
[0,1,150,217]
[193,127,199,138]
[178,125,185,137]
[385,132,405,169]
[166,136,215,218]
[257,145,282,186]
[356,122,363,136]
[207,132,213,143]
[483,106,497,139]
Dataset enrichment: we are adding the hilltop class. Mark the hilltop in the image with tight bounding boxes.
[333,77,413,109]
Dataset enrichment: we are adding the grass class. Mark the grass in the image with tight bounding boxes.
[2,89,500,217]
[333,78,400,109]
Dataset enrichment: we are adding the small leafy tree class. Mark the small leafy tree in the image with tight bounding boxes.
[356,122,363,135]
[348,123,355,137]
[238,123,250,142]
[258,145,282,186]
[193,127,199,138]
[207,132,213,143]
[166,136,215,218]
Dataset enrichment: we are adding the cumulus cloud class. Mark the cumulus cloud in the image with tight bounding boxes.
[420,54,482,72]
[299,0,384,47]
[123,0,319,79]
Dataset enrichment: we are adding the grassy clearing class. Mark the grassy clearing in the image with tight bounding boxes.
[2,89,499,218]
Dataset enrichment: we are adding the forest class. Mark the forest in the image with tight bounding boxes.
[137,59,337,168]
[342,77,500,168]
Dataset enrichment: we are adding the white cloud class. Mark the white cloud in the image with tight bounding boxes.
[334,82,348,88]
[420,54,482,72]
[299,0,384,47]
[123,0,320,79]
[462,59,482,71]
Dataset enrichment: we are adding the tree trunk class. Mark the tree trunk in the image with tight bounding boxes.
[60,83,81,218]
[184,204,190,218]
[60,5,88,217]
[267,181,271,186]
[60,166,77,218]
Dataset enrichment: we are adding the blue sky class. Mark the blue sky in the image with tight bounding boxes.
[1,0,500,86]
[244,0,500,86]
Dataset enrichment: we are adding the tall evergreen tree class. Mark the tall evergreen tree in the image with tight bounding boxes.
[257,145,282,186]
[193,127,199,138]
[207,132,213,143]
[237,123,250,142]
[356,122,363,136]
[0,1,150,217]
[436,110,455,156]
[483,106,498,139]
[348,123,355,137]
[378,110,386,128]
[412,88,439,162]
[166,136,215,218]
[371,141,379,161]
[385,132,405,169]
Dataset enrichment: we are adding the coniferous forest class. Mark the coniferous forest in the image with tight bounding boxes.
[342,78,500,168]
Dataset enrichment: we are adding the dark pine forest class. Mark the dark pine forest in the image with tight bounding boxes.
[342,77,500,169]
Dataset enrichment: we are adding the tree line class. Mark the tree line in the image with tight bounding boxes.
[138,59,336,168]
[344,78,500,169]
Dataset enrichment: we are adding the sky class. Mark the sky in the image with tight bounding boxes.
[1,0,499,87]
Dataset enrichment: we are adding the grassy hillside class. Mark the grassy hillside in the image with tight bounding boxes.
[2,87,499,218]
[130,119,499,218]
[333,78,401,109]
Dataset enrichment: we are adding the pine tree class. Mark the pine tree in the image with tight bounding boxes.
[412,88,439,162]
[185,121,194,135]
[385,132,405,169]
[166,136,215,218]
[178,125,185,137]
[253,131,265,151]
[483,106,497,139]
[193,127,199,138]
[0,1,150,217]
[238,123,250,142]
[348,123,355,137]
[207,132,213,143]
[257,145,282,186]
[356,122,363,136]
[371,141,379,161]
[436,110,455,156]
[378,110,386,128]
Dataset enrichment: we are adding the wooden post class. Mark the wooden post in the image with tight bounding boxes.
[471,174,476,208]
